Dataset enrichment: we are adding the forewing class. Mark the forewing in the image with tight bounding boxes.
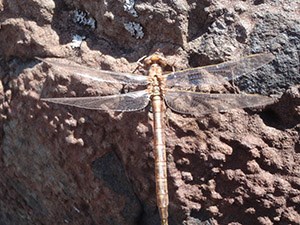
[204,53,275,80]
[165,53,275,88]
[37,57,148,85]
[164,90,276,115]
[42,90,150,112]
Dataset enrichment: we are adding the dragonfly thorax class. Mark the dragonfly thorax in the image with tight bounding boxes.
[148,63,166,97]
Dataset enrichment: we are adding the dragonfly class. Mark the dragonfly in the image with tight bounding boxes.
[38,52,276,225]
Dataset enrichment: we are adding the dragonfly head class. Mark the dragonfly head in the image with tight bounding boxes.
[144,52,168,68]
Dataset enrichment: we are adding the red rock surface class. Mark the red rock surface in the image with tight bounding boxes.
[0,0,299,225]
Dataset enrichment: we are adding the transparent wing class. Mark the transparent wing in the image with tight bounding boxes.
[164,90,276,115]
[42,90,150,112]
[165,53,275,88]
[36,57,148,85]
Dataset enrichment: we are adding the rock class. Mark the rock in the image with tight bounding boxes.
[0,0,299,225]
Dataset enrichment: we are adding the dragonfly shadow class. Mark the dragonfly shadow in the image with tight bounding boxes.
[189,209,215,225]
[267,87,300,129]
[92,151,143,224]
[250,108,282,129]
[247,88,300,130]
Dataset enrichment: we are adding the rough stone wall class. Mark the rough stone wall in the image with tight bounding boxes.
[0,0,299,225]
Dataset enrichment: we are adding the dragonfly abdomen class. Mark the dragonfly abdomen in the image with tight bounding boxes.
[152,95,169,225]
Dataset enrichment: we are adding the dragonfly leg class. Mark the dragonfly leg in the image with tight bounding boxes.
[132,55,147,73]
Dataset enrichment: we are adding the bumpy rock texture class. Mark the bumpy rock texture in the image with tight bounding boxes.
[0,0,299,225]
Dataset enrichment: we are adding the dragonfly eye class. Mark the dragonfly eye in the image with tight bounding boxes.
[151,54,162,61]
[144,58,152,65]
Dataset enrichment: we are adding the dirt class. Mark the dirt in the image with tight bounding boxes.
[0,0,299,225]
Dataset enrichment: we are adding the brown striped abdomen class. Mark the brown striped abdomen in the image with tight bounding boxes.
[151,95,169,225]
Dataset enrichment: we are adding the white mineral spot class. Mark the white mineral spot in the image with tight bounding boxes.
[73,10,96,29]
[124,0,138,17]
[124,22,144,39]
[69,34,86,48]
